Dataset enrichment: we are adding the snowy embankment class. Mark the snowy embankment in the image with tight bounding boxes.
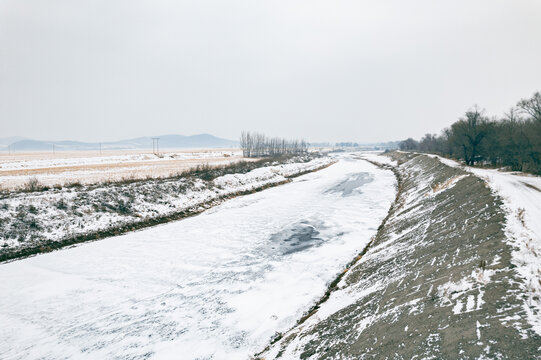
[0,154,396,359]
[0,156,332,260]
[427,154,541,335]
[262,152,541,359]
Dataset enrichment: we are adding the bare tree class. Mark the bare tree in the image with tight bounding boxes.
[239,132,307,158]
[517,91,541,121]
[450,106,489,165]
[399,138,419,151]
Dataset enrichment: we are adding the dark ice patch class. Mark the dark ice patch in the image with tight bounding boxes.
[269,220,326,255]
[326,172,373,196]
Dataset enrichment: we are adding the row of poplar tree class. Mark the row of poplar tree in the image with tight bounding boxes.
[239,131,308,158]
[399,91,541,174]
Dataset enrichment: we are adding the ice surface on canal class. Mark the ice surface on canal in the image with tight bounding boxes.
[0,154,396,360]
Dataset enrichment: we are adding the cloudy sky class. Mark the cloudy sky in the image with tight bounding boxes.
[1,0,540,143]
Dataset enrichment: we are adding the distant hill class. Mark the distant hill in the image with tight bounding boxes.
[0,136,26,148]
[5,134,238,151]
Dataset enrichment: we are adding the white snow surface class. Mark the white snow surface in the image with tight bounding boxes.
[430,155,541,335]
[0,154,396,359]
[0,151,241,171]
[360,151,398,167]
[0,157,331,249]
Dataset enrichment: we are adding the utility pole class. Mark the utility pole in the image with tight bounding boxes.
[152,137,160,156]
[99,142,102,156]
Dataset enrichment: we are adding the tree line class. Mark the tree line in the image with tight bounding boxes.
[399,91,541,174]
[240,131,308,157]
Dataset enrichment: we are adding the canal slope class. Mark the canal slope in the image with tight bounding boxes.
[261,152,541,359]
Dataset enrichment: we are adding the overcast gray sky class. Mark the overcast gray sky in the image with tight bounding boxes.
[1,0,540,143]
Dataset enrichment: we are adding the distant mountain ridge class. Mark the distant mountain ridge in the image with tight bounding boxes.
[0,136,26,147]
[1,134,238,151]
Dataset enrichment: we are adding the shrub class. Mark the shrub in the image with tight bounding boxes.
[56,199,68,210]
[27,205,38,214]
[24,177,42,192]
[115,199,132,215]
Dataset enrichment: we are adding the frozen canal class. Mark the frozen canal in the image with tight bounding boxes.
[0,154,396,360]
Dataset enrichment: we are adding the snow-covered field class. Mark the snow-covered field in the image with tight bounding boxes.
[0,149,244,189]
[0,154,396,359]
[0,150,241,171]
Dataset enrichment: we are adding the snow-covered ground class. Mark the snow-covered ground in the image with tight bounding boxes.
[359,151,398,167]
[0,154,396,359]
[0,150,241,171]
[0,157,331,251]
[0,150,246,189]
[428,154,541,335]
